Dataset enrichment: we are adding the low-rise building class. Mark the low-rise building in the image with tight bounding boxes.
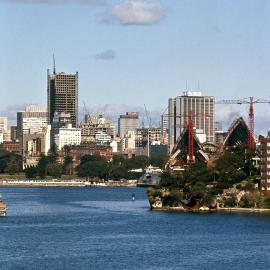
[68,143,113,167]
[22,125,51,168]
[0,142,20,155]
[259,136,270,194]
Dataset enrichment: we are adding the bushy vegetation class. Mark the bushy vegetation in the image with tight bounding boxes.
[0,150,22,175]
[155,146,262,209]
[23,153,167,180]
[76,154,167,180]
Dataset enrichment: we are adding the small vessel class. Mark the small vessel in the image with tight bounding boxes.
[132,193,135,202]
[0,197,7,217]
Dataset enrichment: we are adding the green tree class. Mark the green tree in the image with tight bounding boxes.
[149,155,168,169]
[6,162,21,175]
[48,143,58,163]
[76,155,107,179]
[0,150,22,174]
[124,156,149,170]
[37,155,49,178]
[47,163,62,178]
[24,166,38,178]
[63,155,73,175]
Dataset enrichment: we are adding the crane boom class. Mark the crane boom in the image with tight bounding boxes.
[217,97,270,149]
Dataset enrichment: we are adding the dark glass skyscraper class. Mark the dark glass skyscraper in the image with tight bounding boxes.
[47,69,78,127]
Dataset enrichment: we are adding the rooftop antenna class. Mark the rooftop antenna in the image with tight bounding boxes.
[185,80,188,90]
[197,80,200,91]
[53,54,56,74]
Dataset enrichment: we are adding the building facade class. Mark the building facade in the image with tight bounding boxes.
[54,123,81,150]
[17,105,48,141]
[80,115,115,143]
[161,113,169,145]
[47,69,78,127]
[0,117,8,132]
[260,136,270,194]
[118,112,139,138]
[168,91,215,153]
[135,128,162,156]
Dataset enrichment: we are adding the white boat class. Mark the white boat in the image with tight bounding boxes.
[0,198,7,217]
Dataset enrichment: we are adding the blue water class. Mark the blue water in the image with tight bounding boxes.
[1,187,270,270]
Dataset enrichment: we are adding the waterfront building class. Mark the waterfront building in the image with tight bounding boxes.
[17,105,48,141]
[22,125,51,168]
[259,135,270,194]
[47,68,78,127]
[118,112,139,138]
[168,91,215,153]
[68,143,113,167]
[54,123,81,150]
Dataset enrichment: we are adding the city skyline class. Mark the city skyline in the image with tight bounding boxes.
[1,0,270,133]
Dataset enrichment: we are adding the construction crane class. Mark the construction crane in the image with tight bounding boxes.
[217,97,270,149]
[144,104,152,128]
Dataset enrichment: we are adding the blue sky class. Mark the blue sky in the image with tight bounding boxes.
[1,0,270,131]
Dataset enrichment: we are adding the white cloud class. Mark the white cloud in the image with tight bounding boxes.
[95,49,116,60]
[216,105,241,130]
[107,0,164,25]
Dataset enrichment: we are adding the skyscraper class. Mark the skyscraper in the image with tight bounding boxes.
[17,105,48,141]
[47,66,78,128]
[118,112,139,138]
[168,91,215,153]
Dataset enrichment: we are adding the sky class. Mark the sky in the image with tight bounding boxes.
[1,0,270,132]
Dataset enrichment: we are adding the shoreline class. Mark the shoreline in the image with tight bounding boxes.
[151,206,270,214]
[0,179,137,188]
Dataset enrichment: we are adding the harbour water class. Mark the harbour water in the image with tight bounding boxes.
[1,187,270,270]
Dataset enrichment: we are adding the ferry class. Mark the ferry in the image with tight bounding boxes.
[0,197,7,217]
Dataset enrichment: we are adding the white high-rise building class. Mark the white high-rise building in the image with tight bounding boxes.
[0,117,8,132]
[54,123,81,150]
[168,91,215,153]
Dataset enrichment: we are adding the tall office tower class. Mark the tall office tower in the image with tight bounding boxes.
[168,91,215,153]
[161,114,169,144]
[47,67,78,128]
[10,126,17,142]
[0,117,8,132]
[17,105,48,141]
[118,112,139,138]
